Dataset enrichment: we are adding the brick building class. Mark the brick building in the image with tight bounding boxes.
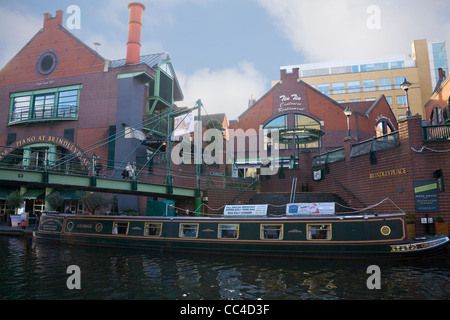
[0,3,184,213]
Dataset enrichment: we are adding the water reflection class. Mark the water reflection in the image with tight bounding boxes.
[0,236,449,300]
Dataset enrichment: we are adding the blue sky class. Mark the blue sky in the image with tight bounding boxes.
[0,0,449,120]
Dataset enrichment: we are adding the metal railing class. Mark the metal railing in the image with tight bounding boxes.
[350,131,400,157]
[0,145,256,192]
[423,124,450,141]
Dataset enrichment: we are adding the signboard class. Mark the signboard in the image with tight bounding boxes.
[286,202,335,215]
[414,181,438,212]
[173,112,195,137]
[224,205,268,216]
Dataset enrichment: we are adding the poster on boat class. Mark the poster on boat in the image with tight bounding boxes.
[286,202,335,215]
[224,204,268,216]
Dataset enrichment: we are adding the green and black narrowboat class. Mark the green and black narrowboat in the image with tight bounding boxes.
[34,211,449,259]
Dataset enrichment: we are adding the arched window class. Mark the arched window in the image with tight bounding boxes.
[430,107,443,125]
[375,121,393,137]
[263,114,322,150]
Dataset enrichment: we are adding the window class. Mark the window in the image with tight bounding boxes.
[348,81,360,93]
[179,223,198,238]
[376,121,393,137]
[332,82,345,94]
[307,224,331,240]
[9,85,81,125]
[260,224,283,240]
[378,78,392,90]
[390,61,404,69]
[430,107,443,125]
[218,224,239,239]
[144,223,162,237]
[363,80,376,92]
[394,77,404,89]
[397,96,407,106]
[385,97,392,105]
[112,222,129,235]
[317,83,330,96]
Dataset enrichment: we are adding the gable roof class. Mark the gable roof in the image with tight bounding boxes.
[111,53,183,102]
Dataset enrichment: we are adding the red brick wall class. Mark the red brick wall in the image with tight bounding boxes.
[312,115,450,235]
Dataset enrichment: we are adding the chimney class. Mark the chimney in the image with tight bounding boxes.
[126,2,146,65]
[43,10,64,30]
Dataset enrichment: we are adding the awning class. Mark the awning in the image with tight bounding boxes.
[22,189,45,200]
[0,187,16,200]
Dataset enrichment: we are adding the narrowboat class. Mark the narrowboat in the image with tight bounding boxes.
[34,209,450,259]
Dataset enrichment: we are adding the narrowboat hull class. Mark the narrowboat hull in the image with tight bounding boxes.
[34,213,450,259]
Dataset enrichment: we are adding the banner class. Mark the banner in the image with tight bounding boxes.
[286,202,335,215]
[173,112,195,137]
[224,205,268,216]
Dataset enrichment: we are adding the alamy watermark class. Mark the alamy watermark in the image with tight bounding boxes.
[366,5,381,30]
[366,265,381,290]
[66,5,81,30]
[171,126,280,176]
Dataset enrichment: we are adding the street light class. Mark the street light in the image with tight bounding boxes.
[344,106,353,137]
[400,78,412,116]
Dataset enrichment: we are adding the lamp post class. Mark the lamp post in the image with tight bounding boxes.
[400,78,412,116]
[344,106,353,138]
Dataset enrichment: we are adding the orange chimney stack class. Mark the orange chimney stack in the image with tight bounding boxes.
[126,2,146,65]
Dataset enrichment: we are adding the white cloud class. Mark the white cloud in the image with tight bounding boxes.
[0,7,41,68]
[256,0,450,62]
[178,61,268,121]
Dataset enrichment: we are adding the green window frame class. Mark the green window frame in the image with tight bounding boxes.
[9,84,82,125]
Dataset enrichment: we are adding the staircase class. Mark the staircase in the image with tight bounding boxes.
[248,192,350,216]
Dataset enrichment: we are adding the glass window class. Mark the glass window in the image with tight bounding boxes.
[352,65,359,73]
[350,99,360,102]
[9,86,81,124]
[397,95,407,105]
[112,222,129,235]
[260,224,283,240]
[265,115,288,129]
[179,223,198,238]
[376,122,393,137]
[363,80,376,92]
[33,94,55,119]
[348,81,360,93]
[390,61,405,69]
[332,82,345,94]
[385,97,392,105]
[317,83,330,96]
[378,78,392,90]
[144,223,162,237]
[394,77,404,89]
[10,96,31,122]
[307,224,331,240]
[430,107,443,125]
[218,224,239,239]
[57,90,78,118]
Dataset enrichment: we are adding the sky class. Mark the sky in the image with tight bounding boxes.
[0,0,449,121]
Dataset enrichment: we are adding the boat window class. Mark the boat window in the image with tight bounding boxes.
[218,224,239,239]
[179,223,199,238]
[307,224,331,240]
[112,222,129,235]
[260,224,283,240]
[144,223,162,237]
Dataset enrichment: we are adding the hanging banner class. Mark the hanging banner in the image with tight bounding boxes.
[173,112,195,137]
[414,181,438,212]
[224,205,268,216]
[287,202,335,215]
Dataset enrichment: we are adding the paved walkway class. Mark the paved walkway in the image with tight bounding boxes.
[0,222,36,237]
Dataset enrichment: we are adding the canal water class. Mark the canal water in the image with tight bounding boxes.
[0,235,449,300]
